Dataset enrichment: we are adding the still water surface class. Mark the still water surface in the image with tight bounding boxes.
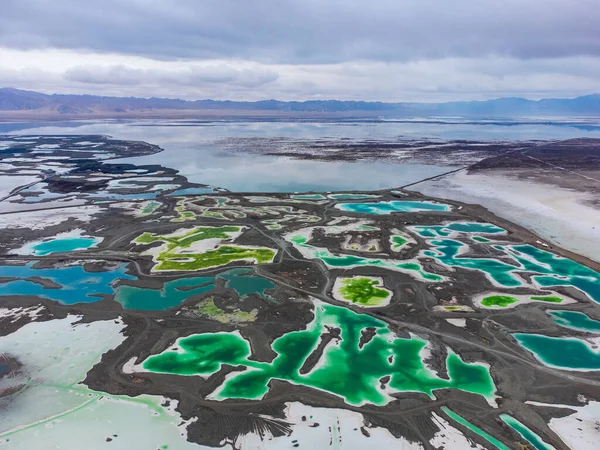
[3,119,600,192]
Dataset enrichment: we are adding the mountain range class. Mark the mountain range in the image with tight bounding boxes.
[1,87,600,118]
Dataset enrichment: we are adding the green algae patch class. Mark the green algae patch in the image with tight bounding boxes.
[196,297,257,324]
[548,310,600,333]
[390,235,408,250]
[142,302,497,407]
[441,407,510,450]
[513,333,600,371]
[140,200,161,215]
[134,226,276,271]
[481,295,519,308]
[476,292,570,310]
[333,276,392,307]
[153,245,276,271]
[172,199,197,222]
[530,295,563,303]
[136,225,241,246]
[500,414,556,450]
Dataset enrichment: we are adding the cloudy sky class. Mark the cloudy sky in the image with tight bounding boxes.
[1,0,599,101]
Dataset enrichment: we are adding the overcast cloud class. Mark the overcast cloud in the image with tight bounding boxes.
[1,0,599,101]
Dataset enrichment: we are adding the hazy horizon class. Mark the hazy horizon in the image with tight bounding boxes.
[0,86,600,104]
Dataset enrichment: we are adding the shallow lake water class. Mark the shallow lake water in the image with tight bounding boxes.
[4,119,600,192]
[547,310,600,333]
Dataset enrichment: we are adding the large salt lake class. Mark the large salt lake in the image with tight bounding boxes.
[2,118,600,192]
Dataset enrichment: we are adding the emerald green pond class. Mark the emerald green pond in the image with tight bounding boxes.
[143,302,497,406]
[390,235,408,250]
[481,295,518,308]
[336,200,450,215]
[513,333,600,371]
[548,310,600,333]
[500,414,556,450]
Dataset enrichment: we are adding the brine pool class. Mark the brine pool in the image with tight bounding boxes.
[0,263,274,310]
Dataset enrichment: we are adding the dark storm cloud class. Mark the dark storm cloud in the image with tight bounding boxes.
[1,0,599,63]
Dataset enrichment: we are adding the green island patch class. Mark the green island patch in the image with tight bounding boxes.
[334,276,392,307]
[390,235,408,250]
[196,297,257,323]
[530,295,563,303]
[481,295,518,308]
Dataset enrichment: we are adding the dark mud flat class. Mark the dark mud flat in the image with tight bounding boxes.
[217,136,539,166]
[468,137,600,200]
[0,134,218,208]
[1,135,599,449]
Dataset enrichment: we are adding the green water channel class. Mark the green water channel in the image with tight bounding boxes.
[289,234,442,281]
[336,200,450,215]
[500,414,556,450]
[547,310,600,333]
[440,407,510,450]
[142,302,497,406]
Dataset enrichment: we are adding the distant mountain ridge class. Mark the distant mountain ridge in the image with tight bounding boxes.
[1,87,600,117]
